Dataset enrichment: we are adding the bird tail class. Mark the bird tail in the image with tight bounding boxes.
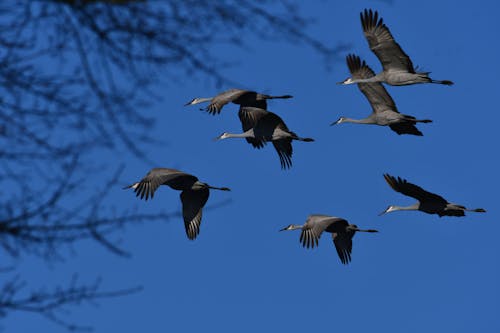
[467,208,486,213]
[431,79,454,85]
[267,94,293,100]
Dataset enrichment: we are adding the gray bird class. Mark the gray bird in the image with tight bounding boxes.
[124,168,230,240]
[280,215,378,265]
[380,174,486,217]
[338,9,453,86]
[214,107,314,169]
[184,88,293,115]
[332,54,432,136]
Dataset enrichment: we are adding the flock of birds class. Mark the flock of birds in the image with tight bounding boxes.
[125,9,486,264]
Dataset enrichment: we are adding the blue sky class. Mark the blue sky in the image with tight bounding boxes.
[5,0,500,332]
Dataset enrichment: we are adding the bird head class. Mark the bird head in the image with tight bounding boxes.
[279,224,301,232]
[337,77,355,85]
[379,205,396,216]
[184,97,203,106]
[330,117,346,126]
[213,132,230,141]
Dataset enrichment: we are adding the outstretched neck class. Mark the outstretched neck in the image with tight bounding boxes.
[221,130,254,139]
[341,117,377,124]
[393,203,420,211]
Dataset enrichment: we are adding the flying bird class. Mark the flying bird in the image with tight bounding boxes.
[332,54,432,136]
[215,107,314,169]
[338,9,453,86]
[280,215,378,265]
[380,174,486,217]
[184,88,293,115]
[124,168,230,240]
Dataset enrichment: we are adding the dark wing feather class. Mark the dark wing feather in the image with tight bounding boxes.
[383,174,447,204]
[332,231,354,265]
[260,112,294,169]
[238,106,269,148]
[361,9,415,73]
[130,168,197,201]
[180,188,210,240]
[346,54,398,114]
[389,122,423,136]
[299,216,332,249]
[206,89,249,115]
[273,139,293,169]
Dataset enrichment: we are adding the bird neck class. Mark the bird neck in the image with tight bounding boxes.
[341,117,377,124]
[222,130,254,139]
[392,203,420,211]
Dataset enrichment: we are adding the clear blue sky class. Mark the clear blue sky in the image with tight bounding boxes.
[6,0,500,332]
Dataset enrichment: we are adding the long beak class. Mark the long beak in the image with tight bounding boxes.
[336,81,345,85]
[184,101,193,106]
[213,135,222,142]
[279,227,288,232]
[378,210,388,216]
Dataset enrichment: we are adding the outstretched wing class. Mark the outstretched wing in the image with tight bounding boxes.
[383,174,447,204]
[346,54,398,114]
[389,122,423,136]
[238,106,269,148]
[299,215,331,249]
[361,9,415,73]
[332,231,355,265]
[127,168,197,200]
[206,89,250,115]
[180,188,210,240]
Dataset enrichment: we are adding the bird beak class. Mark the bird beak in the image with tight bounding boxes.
[279,227,288,232]
[330,119,341,126]
[378,209,389,216]
[336,81,345,85]
[184,101,192,106]
[212,135,222,142]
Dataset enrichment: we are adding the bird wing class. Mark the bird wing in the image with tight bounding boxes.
[258,111,294,169]
[129,168,198,200]
[361,9,415,73]
[206,89,249,115]
[332,231,354,265]
[388,122,423,136]
[180,188,210,240]
[299,215,332,249]
[383,174,447,204]
[238,106,269,148]
[346,54,398,114]
[272,139,293,169]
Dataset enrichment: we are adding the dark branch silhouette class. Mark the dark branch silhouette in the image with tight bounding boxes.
[0,0,345,330]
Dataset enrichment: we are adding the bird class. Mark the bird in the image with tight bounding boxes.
[332,54,432,136]
[380,174,486,217]
[214,107,314,169]
[184,88,293,115]
[338,9,453,86]
[124,168,230,240]
[280,215,378,265]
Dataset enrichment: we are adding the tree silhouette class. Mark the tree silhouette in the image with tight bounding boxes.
[0,0,346,330]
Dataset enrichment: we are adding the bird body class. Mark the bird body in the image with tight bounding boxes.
[333,55,432,135]
[339,10,453,86]
[124,168,230,240]
[215,107,313,169]
[381,174,486,217]
[280,215,378,264]
[185,88,293,115]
